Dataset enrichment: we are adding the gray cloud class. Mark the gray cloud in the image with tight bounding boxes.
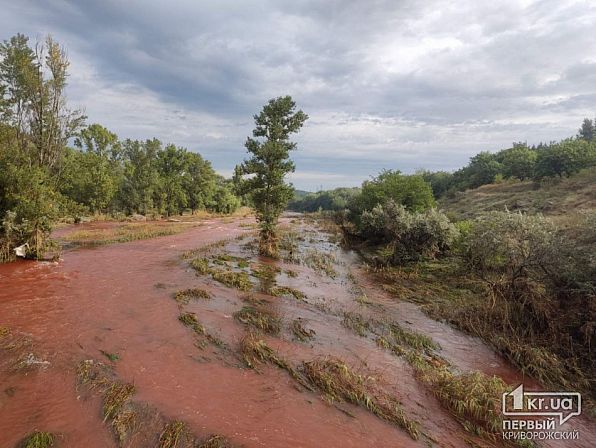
[1,0,595,190]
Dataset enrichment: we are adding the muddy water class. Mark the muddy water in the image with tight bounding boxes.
[0,217,593,447]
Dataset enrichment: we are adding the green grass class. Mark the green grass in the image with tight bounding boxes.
[174,288,212,304]
[99,349,120,362]
[210,268,252,291]
[268,286,307,301]
[178,312,206,335]
[19,432,55,448]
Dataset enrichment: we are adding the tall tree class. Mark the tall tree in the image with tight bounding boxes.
[0,34,84,259]
[155,144,188,216]
[184,151,216,214]
[235,96,308,256]
[119,139,161,215]
[73,124,121,213]
[578,118,594,142]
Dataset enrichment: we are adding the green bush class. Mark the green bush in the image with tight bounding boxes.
[459,211,595,380]
[349,170,435,221]
[359,201,458,264]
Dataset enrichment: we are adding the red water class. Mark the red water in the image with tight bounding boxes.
[0,218,594,447]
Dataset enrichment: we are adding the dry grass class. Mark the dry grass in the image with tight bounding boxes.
[0,326,48,372]
[18,432,55,448]
[76,360,235,446]
[291,319,316,342]
[179,312,206,335]
[233,306,281,335]
[63,222,194,246]
[103,382,136,421]
[77,359,137,442]
[341,312,372,337]
[158,421,192,448]
[197,435,232,448]
[304,249,337,277]
[302,358,419,439]
[178,312,225,349]
[239,332,286,370]
[239,332,313,390]
[440,166,596,219]
[174,288,212,304]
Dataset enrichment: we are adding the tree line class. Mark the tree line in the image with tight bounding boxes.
[0,34,239,261]
[289,118,596,213]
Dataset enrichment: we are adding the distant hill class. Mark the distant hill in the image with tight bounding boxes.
[439,167,596,219]
[293,189,311,200]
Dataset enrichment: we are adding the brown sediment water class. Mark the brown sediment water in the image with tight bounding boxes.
[0,217,593,447]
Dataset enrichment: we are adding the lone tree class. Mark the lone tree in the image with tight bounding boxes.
[236,96,308,256]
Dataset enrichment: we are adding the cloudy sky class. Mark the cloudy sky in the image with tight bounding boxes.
[2,0,595,190]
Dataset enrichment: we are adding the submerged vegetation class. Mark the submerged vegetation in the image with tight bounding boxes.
[302,358,419,440]
[18,432,55,448]
[234,306,281,335]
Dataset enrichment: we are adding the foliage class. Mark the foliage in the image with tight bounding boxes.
[499,144,537,180]
[0,34,85,259]
[458,211,595,390]
[19,431,55,448]
[349,170,435,221]
[578,117,594,141]
[358,201,458,264]
[235,96,308,256]
[533,138,596,179]
[287,187,360,212]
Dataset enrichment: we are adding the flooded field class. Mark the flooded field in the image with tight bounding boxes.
[0,216,593,447]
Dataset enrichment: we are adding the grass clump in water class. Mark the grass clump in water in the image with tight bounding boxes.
[341,311,372,337]
[304,249,337,277]
[174,288,212,304]
[269,286,307,301]
[210,268,252,291]
[413,356,512,443]
[302,358,419,439]
[19,432,55,448]
[234,306,281,335]
[197,435,232,448]
[178,312,206,335]
[239,332,312,390]
[103,382,136,421]
[291,319,315,342]
[99,350,120,362]
[239,332,288,370]
[158,420,192,448]
[383,322,438,352]
[190,258,211,275]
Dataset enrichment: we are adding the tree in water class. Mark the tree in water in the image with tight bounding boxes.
[235,96,308,257]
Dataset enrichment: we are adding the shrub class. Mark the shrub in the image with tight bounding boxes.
[359,201,458,264]
[348,170,435,226]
